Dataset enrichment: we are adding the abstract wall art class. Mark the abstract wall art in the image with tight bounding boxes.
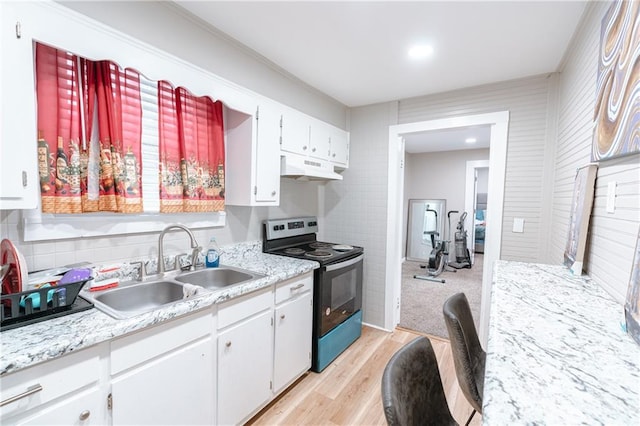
[592,1,640,161]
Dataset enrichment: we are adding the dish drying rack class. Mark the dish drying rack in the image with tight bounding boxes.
[1,278,93,331]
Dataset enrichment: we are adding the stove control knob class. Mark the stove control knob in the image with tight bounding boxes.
[273,225,279,231]
[279,225,285,230]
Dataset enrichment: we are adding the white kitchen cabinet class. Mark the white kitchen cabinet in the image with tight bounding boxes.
[217,288,273,426]
[225,103,281,206]
[280,110,311,156]
[329,126,350,169]
[0,2,39,209]
[273,275,313,393]
[109,310,214,425]
[308,121,331,161]
[0,345,106,425]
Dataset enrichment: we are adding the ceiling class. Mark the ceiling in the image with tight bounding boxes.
[173,1,587,154]
[174,1,588,108]
[404,125,491,153]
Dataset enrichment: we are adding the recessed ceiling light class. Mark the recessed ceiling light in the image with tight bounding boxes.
[465,138,477,144]
[408,44,434,59]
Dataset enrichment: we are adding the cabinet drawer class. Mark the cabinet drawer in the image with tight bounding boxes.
[218,287,272,330]
[110,309,211,375]
[275,274,312,305]
[0,345,102,420]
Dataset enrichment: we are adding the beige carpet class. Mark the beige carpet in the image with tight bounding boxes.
[399,255,483,339]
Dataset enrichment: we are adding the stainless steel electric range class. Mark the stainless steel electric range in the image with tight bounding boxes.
[263,216,363,372]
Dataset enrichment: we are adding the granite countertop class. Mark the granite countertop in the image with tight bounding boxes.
[484,260,640,425]
[0,241,318,377]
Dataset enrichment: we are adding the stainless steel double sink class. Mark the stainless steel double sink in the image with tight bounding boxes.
[82,266,265,319]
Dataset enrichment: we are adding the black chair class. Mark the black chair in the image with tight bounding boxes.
[381,336,458,426]
[443,292,486,425]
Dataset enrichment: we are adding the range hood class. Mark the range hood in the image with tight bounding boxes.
[280,154,343,181]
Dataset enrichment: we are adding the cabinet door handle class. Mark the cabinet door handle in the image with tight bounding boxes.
[312,147,316,152]
[303,145,308,150]
[0,384,43,407]
[79,410,91,421]
[290,283,305,291]
[225,341,232,347]
[271,190,276,196]
[280,314,286,320]
[332,153,336,158]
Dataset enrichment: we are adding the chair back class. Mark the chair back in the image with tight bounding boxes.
[443,292,486,413]
[381,336,458,426]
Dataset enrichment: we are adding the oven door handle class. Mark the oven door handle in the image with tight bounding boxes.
[325,254,364,272]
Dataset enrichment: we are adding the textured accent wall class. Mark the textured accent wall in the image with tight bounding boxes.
[551,1,640,303]
[398,75,556,263]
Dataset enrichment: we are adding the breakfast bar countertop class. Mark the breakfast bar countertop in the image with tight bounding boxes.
[483,260,640,425]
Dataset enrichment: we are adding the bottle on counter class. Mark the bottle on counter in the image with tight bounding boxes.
[205,237,220,268]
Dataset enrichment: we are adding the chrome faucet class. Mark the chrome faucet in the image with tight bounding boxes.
[158,224,201,274]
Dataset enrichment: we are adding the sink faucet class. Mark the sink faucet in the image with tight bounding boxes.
[158,224,201,274]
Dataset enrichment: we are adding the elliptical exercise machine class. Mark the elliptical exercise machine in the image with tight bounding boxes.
[414,210,459,283]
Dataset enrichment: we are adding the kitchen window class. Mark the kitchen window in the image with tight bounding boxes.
[34,42,225,216]
[11,1,255,241]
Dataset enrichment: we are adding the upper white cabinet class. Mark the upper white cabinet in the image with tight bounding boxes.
[309,121,332,161]
[0,2,39,209]
[280,106,350,172]
[328,125,350,169]
[225,102,281,206]
[280,110,311,156]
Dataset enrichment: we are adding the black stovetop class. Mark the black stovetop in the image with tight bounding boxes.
[266,240,363,266]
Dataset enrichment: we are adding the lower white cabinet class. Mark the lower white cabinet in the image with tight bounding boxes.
[0,345,106,426]
[216,288,273,425]
[273,278,313,393]
[1,273,315,426]
[109,310,214,425]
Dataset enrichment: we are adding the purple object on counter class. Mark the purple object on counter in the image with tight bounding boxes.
[58,268,92,285]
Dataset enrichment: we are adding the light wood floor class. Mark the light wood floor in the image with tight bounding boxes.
[247,326,481,425]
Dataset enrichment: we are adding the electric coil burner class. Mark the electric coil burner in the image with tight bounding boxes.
[263,216,363,372]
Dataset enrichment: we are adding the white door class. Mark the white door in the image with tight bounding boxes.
[217,310,273,426]
[255,104,281,203]
[111,337,214,425]
[273,292,312,393]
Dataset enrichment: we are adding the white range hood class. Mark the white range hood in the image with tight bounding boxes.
[280,154,343,181]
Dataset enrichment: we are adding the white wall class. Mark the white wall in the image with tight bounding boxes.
[550,1,640,303]
[399,75,556,263]
[58,1,347,129]
[403,148,490,257]
[322,102,398,327]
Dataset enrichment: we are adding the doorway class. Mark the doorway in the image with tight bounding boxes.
[465,160,490,265]
[386,111,509,345]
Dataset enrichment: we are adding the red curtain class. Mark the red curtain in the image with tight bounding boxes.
[159,82,225,213]
[36,43,143,213]
[86,61,143,213]
[36,43,84,213]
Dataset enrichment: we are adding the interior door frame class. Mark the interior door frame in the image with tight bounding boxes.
[465,160,490,264]
[387,111,509,345]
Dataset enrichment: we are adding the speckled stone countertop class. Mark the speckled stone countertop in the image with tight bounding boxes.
[0,241,318,377]
[483,260,640,425]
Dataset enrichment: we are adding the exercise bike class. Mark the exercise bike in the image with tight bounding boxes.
[414,210,459,283]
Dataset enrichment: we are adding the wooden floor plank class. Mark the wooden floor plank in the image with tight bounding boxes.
[248,326,481,425]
